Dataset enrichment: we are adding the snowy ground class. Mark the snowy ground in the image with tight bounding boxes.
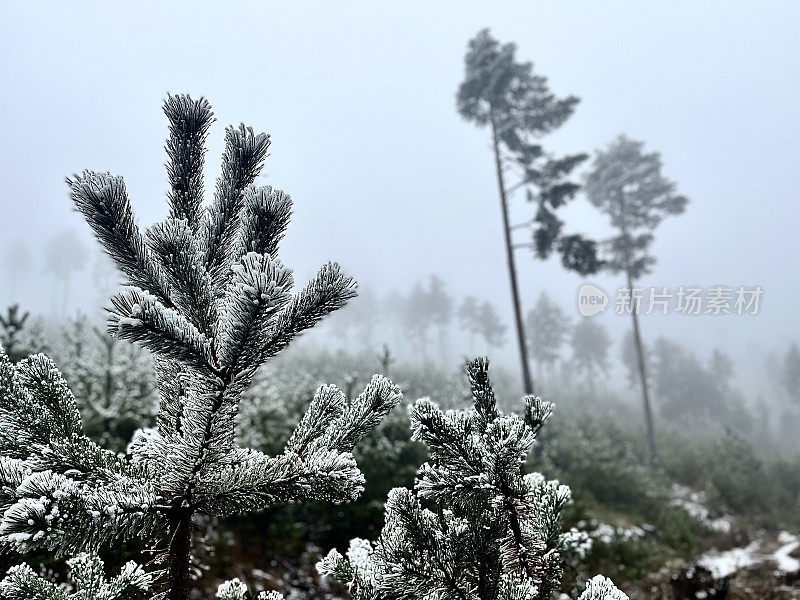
[698,531,800,579]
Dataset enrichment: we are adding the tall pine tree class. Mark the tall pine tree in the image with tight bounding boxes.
[457,29,600,396]
[584,135,687,462]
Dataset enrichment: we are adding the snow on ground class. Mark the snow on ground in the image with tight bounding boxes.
[698,540,762,578]
[773,532,800,575]
[670,484,732,533]
[698,531,800,579]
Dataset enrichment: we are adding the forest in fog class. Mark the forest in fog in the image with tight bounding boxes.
[1,3,799,600]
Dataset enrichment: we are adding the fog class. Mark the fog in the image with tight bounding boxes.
[1,1,799,400]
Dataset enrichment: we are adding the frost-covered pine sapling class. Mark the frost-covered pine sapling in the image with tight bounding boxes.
[0,553,153,600]
[318,358,627,600]
[52,315,157,452]
[0,94,401,600]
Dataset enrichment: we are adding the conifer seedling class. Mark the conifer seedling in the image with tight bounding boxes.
[0,95,401,600]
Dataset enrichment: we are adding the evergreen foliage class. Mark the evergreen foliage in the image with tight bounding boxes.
[0,304,30,363]
[584,136,687,280]
[457,28,600,396]
[318,358,624,600]
[0,553,152,600]
[0,94,401,600]
[457,29,600,275]
[651,338,744,428]
[584,134,687,463]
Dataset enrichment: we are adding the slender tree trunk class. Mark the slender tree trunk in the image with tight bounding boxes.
[626,266,658,464]
[490,117,534,396]
[103,339,113,439]
[439,327,447,369]
[167,509,193,600]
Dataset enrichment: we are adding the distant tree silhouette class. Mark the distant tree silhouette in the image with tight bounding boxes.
[476,300,507,349]
[377,343,395,378]
[584,135,688,463]
[526,292,570,387]
[570,319,611,397]
[708,348,734,386]
[458,295,481,351]
[402,282,433,361]
[426,275,453,367]
[44,229,87,313]
[459,296,506,353]
[652,338,739,428]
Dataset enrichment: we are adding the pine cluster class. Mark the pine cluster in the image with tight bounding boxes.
[318,358,626,600]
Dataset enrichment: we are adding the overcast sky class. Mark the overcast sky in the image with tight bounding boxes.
[1,1,798,393]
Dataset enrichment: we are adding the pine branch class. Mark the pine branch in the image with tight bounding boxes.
[261,262,357,361]
[107,288,213,371]
[202,124,271,285]
[314,375,402,453]
[0,553,153,600]
[215,252,293,373]
[285,384,347,455]
[68,171,172,307]
[237,186,292,257]
[164,94,214,227]
[0,470,162,556]
[146,218,217,332]
[0,352,129,479]
[467,357,499,431]
[579,575,629,600]
[0,563,69,600]
[193,447,363,516]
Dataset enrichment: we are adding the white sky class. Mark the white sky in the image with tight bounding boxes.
[1,1,798,394]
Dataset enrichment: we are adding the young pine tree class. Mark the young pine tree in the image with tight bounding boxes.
[318,358,626,600]
[51,315,157,452]
[0,304,30,363]
[0,95,401,600]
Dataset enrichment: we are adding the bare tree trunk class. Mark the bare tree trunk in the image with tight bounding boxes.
[439,327,448,370]
[490,118,534,396]
[100,334,114,440]
[626,267,658,464]
[167,509,193,600]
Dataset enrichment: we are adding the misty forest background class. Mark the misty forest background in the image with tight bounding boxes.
[1,2,800,599]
